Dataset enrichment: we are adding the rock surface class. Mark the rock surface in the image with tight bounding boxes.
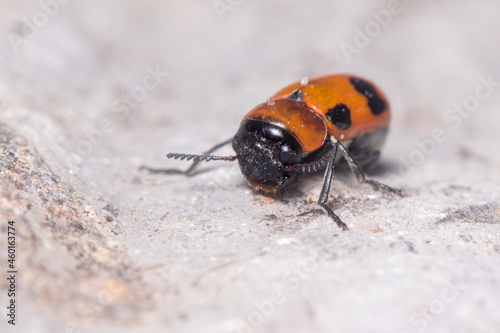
[1,1,500,332]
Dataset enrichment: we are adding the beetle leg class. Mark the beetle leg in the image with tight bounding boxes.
[337,141,401,195]
[317,139,349,231]
[140,138,233,176]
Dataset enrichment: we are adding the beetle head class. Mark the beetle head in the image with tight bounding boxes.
[232,120,303,195]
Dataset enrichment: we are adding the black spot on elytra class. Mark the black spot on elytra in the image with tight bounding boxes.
[288,89,303,102]
[326,103,351,130]
[349,77,386,115]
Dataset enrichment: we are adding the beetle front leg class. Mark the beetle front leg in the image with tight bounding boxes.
[317,139,349,231]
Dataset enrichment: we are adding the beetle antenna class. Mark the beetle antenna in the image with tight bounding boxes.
[167,153,237,162]
[284,156,329,173]
[284,139,335,173]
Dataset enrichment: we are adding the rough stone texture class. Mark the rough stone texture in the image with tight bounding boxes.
[1,1,500,332]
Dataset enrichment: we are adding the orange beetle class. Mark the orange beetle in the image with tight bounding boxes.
[147,74,400,230]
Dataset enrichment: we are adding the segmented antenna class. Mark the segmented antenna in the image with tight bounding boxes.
[167,153,237,162]
[284,156,329,173]
[285,137,337,173]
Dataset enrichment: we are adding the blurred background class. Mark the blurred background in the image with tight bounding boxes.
[1,1,499,332]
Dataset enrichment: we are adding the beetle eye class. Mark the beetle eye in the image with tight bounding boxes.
[279,145,299,165]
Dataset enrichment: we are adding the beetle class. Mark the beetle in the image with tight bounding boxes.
[143,74,400,230]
